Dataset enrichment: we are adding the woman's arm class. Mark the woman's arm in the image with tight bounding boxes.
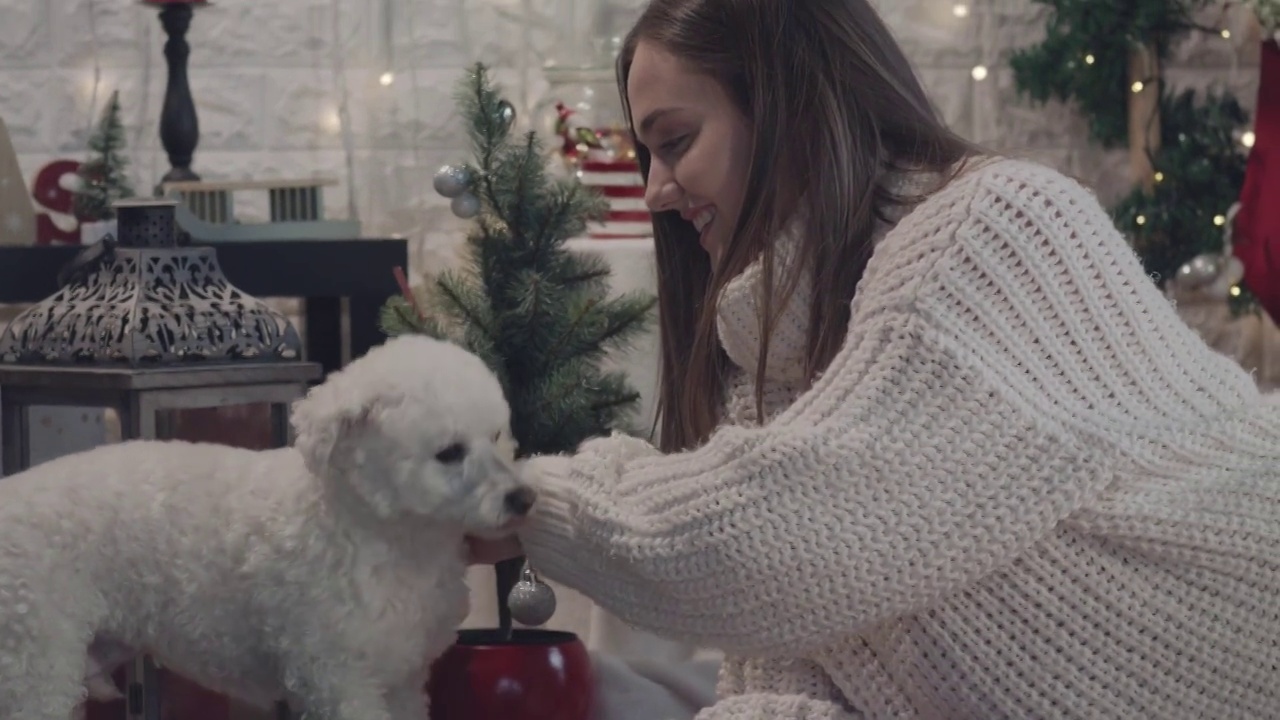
[518,160,1128,655]
[520,311,1112,656]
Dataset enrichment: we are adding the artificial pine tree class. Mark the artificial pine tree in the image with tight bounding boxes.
[381,63,655,637]
[75,90,135,222]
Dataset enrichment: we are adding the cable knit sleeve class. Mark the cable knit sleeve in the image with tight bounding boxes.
[519,159,1123,655]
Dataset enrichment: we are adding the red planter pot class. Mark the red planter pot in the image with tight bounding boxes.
[428,629,594,720]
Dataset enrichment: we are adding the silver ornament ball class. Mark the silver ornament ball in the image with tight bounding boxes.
[451,192,480,219]
[507,564,557,627]
[433,164,471,199]
[496,100,517,131]
[1177,253,1221,287]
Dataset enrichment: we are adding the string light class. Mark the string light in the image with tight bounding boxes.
[1221,28,1231,38]
[1229,285,1242,297]
[1242,130,1256,148]
[379,71,395,86]
[1154,171,1164,182]
[1085,53,1095,64]
[953,3,969,17]
[1214,214,1227,226]
[971,64,988,81]
[1131,80,1145,93]
[1136,215,1147,225]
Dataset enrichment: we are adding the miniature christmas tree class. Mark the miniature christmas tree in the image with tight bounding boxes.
[380,63,655,637]
[74,90,135,222]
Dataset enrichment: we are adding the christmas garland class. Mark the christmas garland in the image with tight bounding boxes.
[1011,0,1258,314]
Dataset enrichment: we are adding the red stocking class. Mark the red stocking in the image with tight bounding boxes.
[1234,40,1280,322]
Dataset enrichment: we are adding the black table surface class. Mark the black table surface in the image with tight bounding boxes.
[0,239,410,377]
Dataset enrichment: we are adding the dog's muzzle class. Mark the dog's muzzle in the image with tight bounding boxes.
[503,486,537,516]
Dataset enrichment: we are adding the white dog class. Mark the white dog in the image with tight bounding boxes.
[0,334,534,720]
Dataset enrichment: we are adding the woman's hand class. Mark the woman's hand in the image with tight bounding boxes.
[465,535,524,565]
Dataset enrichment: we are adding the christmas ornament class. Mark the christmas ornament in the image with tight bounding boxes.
[506,561,557,627]
[450,192,480,219]
[433,164,472,199]
[496,100,517,131]
[1177,254,1222,287]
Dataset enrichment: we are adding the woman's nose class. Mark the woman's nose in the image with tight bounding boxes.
[644,164,681,212]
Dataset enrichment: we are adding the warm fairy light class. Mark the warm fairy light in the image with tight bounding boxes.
[1214,214,1227,226]
[1131,80,1145,93]
[1085,53,1095,64]
[1136,215,1147,225]
[971,65,988,81]
[379,71,395,86]
[1222,29,1231,38]
[1154,171,1164,182]
[1242,130,1256,147]
[1230,285,1242,297]
[953,4,969,17]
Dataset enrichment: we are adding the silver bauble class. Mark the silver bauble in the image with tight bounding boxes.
[496,100,517,131]
[1177,253,1222,287]
[450,192,480,219]
[433,164,471,199]
[507,563,557,627]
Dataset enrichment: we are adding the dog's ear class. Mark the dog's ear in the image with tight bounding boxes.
[291,386,402,518]
[291,384,376,478]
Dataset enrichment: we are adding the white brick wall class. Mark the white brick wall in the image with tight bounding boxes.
[0,0,1263,267]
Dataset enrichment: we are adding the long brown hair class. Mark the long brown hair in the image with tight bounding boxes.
[618,0,980,452]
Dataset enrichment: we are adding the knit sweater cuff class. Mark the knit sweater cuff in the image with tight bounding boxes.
[695,694,863,720]
[517,454,580,575]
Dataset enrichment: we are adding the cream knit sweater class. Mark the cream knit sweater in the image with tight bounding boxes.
[519,158,1280,719]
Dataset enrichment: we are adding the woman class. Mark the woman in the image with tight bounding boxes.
[471,0,1280,717]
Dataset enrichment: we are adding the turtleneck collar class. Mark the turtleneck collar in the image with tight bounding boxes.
[715,168,945,383]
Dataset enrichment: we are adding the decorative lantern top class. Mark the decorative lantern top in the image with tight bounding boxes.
[0,198,302,366]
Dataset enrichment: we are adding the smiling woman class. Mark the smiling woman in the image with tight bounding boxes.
[468,1,1280,718]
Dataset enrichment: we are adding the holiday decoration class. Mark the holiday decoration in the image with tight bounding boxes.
[427,629,594,720]
[75,90,136,223]
[552,102,651,239]
[381,63,654,640]
[1232,39,1280,322]
[450,192,481,219]
[506,561,558,627]
[32,160,88,246]
[432,164,472,198]
[1011,0,1255,313]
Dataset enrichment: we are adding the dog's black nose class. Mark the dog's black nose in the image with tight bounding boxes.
[503,486,537,516]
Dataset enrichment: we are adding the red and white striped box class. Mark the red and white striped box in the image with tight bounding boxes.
[578,155,652,239]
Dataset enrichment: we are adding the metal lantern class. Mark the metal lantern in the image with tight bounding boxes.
[0,198,319,720]
[0,198,301,365]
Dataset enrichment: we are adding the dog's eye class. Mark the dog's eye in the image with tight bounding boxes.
[435,443,467,464]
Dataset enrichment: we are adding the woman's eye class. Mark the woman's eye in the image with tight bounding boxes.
[660,135,689,155]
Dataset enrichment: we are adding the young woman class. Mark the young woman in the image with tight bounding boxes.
[471,0,1280,716]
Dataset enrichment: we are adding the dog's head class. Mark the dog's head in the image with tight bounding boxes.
[290,335,534,534]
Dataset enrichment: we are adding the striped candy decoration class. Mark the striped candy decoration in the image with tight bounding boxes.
[578,155,652,239]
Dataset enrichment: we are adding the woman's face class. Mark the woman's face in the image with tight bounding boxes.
[627,40,752,265]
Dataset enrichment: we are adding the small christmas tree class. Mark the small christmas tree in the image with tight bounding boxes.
[380,63,656,637]
[75,90,135,222]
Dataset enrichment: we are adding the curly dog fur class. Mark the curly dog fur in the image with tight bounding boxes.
[0,335,533,720]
